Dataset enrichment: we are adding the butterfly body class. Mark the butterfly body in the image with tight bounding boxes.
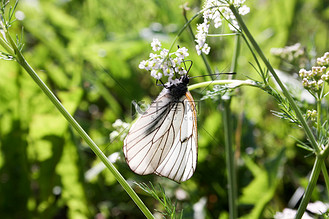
[123,75,197,182]
[167,75,189,99]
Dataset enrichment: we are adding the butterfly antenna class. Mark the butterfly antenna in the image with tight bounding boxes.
[156,79,167,87]
[184,60,193,74]
[177,45,193,75]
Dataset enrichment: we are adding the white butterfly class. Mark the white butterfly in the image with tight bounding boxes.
[123,74,198,182]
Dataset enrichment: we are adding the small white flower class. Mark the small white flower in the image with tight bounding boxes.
[176,66,187,75]
[139,60,148,70]
[151,70,162,80]
[317,52,329,66]
[318,79,324,86]
[149,53,157,59]
[176,47,189,59]
[168,78,180,85]
[113,119,123,128]
[108,152,120,163]
[196,44,202,56]
[172,57,182,67]
[195,0,249,55]
[307,201,329,215]
[109,130,119,141]
[238,5,250,15]
[163,66,174,77]
[202,43,211,55]
[274,208,313,219]
[321,73,329,81]
[299,69,308,78]
[140,39,190,82]
[213,16,223,28]
[160,49,169,57]
[228,19,239,31]
[151,38,162,51]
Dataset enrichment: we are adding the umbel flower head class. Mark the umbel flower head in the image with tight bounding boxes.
[299,52,329,93]
[195,0,250,55]
[139,38,190,85]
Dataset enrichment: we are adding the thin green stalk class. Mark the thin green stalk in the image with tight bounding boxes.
[231,35,240,73]
[188,79,256,91]
[317,99,321,136]
[220,34,240,219]
[320,145,329,197]
[295,157,322,219]
[3,31,154,219]
[223,99,238,219]
[0,34,14,55]
[316,96,329,197]
[229,4,320,153]
[321,163,329,198]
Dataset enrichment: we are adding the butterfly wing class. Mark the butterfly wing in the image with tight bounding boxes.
[154,91,198,182]
[123,89,198,182]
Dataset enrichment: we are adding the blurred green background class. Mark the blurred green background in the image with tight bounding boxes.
[0,0,328,218]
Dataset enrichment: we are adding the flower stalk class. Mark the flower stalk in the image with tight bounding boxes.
[295,156,322,219]
[188,79,255,91]
[223,98,238,219]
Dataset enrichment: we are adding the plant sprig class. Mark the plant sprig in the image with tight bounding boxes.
[137,182,183,219]
[228,3,329,219]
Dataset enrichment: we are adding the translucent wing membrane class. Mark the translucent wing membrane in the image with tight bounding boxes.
[123,89,197,182]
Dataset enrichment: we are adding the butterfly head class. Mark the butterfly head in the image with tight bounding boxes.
[167,74,189,100]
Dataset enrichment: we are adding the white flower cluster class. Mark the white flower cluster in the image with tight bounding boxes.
[274,201,329,219]
[195,0,250,55]
[109,119,130,142]
[317,52,329,66]
[306,109,317,121]
[274,208,312,219]
[139,38,189,84]
[299,52,329,92]
[270,43,305,62]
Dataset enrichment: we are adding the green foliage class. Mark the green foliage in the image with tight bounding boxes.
[0,0,329,218]
[138,182,183,218]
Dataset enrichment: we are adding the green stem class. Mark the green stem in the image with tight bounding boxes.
[229,4,320,153]
[295,157,322,219]
[0,20,15,55]
[321,163,329,198]
[316,99,321,136]
[221,35,240,219]
[4,32,154,219]
[231,35,240,73]
[0,34,14,55]
[223,98,238,219]
[320,144,329,197]
[188,79,256,91]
